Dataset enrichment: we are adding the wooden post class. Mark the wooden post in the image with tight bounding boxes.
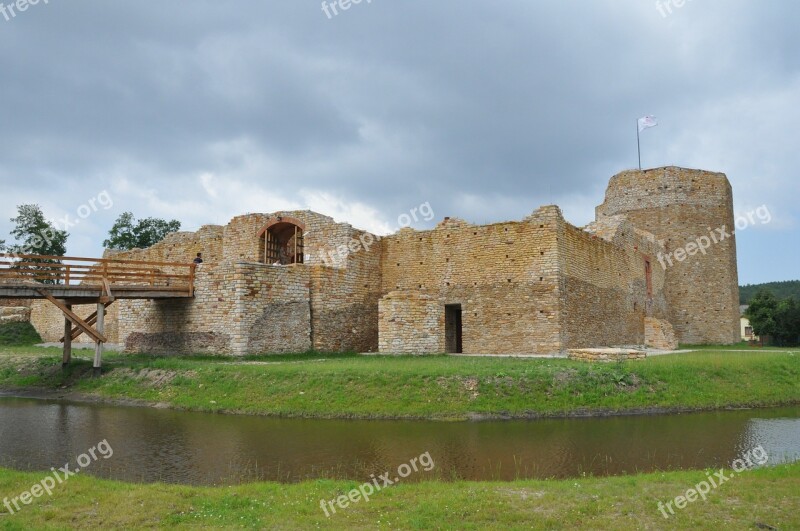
[189,263,195,297]
[93,302,105,376]
[62,305,72,368]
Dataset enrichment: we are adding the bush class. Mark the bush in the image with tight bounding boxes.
[0,321,43,346]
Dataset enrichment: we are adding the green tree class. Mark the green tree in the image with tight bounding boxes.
[774,297,800,346]
[6,204,69,284]
[745,290,778,339]
[103,212,181,250]
[103,212,137,250]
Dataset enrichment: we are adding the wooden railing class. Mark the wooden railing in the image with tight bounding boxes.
[0,253,196,296]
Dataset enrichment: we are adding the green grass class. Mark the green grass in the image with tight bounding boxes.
[0,322,42,347]
[0,463,797,529]
[680,342,792,351]
[0,346,798,419]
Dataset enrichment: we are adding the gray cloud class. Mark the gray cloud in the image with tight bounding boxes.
[0,0,797,283]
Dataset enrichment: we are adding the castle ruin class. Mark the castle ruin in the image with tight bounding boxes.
[30,167,741,355]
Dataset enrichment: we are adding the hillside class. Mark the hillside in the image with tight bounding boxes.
[740,280,800,304]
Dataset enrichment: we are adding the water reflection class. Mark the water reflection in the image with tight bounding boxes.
[0,398,797,486]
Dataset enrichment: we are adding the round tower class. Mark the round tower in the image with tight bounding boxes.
[596,166,740,345]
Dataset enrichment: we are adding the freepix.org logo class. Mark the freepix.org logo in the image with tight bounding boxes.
[656,205,771,271]
[1,0,49,23]
[321,0,373,20]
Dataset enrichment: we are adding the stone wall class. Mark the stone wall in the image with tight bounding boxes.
[378,205,675,354]
[0,299,30,309]
[309,228,382,353]
[0,306,31,324]
[222,210,355,267]
[119,261,313,355]
[644,317,678,350]
[567,348,647,362]
[25,165,737,356]
[378,291,443,353]
[97,226,232,353]
[31,300,119,344]
[561,215,668,348]
[379,206,563,354]
[233,262,311,354]
[84,210,381,355]
[106,225,225,264]
[596,167,740,344]
[120,262,235,354]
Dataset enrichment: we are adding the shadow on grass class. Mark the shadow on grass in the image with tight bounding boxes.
[114,350,362,365]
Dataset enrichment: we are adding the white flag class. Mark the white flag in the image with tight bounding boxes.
[638,115,658,133]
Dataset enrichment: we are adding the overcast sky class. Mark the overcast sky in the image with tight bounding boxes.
[0,1,797,284]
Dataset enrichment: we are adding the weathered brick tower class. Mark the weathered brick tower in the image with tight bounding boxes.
[596,166,740,344]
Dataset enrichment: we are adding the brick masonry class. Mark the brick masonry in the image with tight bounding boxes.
[596,167,740,344]
[0,306,31,324]
[567,348,647,362]
[28,166,739,355]
[644,317,679,350]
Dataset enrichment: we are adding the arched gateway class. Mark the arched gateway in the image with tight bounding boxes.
[257,216,305,265]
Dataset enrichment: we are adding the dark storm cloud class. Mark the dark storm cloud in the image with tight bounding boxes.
[0,0,797,283]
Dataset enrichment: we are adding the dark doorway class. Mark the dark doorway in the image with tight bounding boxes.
[445,304,463,354]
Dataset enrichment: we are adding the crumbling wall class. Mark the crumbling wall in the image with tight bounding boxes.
[560,216,668,349]
[106,224,224,264]
[234,263,311,355]
[120,262,234,354]
[0,306,31,324]
[310,227,382,353]
[95,211,381,355]
[379,206,563,354]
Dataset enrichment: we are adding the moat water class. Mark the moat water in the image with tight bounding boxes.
[0,398,798,485]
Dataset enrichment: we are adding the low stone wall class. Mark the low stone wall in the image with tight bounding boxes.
[0,299,30,309]
[644,318,678,350]
[567,348,647,362]
[0,306,31,324]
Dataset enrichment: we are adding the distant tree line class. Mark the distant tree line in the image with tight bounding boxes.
[740,281,800,304]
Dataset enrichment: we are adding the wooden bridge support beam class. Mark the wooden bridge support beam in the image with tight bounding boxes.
[93,302,105,376]
[37,290,107,344]
[60,301,114,342]
[63,305,72,368]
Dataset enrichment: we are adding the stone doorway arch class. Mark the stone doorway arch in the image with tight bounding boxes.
[257,217,305,265]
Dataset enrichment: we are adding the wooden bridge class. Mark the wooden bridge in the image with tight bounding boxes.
[0,253,196,372]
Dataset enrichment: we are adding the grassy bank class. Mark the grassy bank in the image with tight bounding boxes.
[0,463,797,529]
[0,322,41,348]
[0,347,798,419]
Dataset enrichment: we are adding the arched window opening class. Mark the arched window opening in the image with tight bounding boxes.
[258,218,305,265]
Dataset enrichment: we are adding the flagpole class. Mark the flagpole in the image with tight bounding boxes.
[637,119,641,170]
